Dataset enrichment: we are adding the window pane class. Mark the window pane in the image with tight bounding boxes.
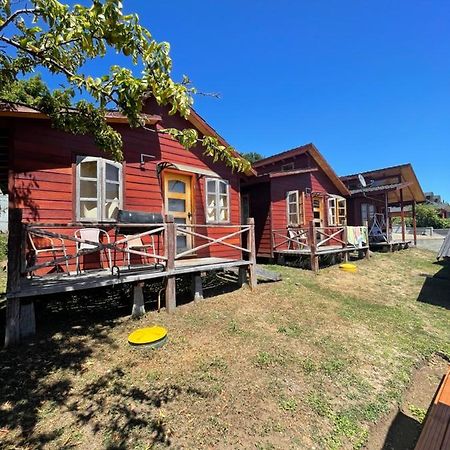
[105,163,119,182]
[174,218,186,225]
[176,235,187,251]
[207,180,216,194]
[106,182,119,200]
[289,203,298,214]
[219,194,228,208]
[289,214,298,224]
[288,193,297,203]
[80,201,98,219]
[168,198,186,212]
[80,180,97,198]
[105,200,119,219]
[219,208,228,221]
[80,160,97,178]
[207,207,216,221]
[207,194,216,207]
[219,181,227,194]
[168,180,186,193]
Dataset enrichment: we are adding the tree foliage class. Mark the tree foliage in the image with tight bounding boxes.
[240,151,263,164]
[415,204,450,229]
[0,0,249,171]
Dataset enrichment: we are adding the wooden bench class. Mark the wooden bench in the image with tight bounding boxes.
[415,366,450,450]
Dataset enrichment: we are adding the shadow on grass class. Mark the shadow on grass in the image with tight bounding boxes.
[381,410,421,450]
[417,261,450,310]
[0,285,176,448]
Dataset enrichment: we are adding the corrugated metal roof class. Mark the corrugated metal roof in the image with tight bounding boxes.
[349,182,405,195]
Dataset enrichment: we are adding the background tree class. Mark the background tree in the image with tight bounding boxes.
[415,204,450,229]
[240,152,263,164]
[0,0,249,171]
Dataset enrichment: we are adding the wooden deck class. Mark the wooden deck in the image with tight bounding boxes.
[274,244,369,256]
[415,366,450,450]
[12,257,250,298]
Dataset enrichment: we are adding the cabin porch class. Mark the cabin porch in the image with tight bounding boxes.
[271,223,369,272]
[5,211,257,346]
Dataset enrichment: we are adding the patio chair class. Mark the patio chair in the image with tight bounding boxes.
[28,233,69,276]
[287,228,308,250]
[74,228,112,274]
[122,234,157,269]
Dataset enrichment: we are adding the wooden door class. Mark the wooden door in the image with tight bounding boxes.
[312,195,324,227]
[164,173,193,253]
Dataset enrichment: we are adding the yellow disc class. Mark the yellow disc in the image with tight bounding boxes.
[339,263,357,272]
[128,326,167,345]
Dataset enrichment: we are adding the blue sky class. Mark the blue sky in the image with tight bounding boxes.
[54,1,450,200]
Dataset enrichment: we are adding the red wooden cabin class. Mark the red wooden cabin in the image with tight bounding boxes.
[241,143,369,270]
[341,164,425,250]
[0,100,257,345]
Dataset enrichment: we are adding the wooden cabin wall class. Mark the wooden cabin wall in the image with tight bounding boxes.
[8,109,243,274]
[346,195,386,227]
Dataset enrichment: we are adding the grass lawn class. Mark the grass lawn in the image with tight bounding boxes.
[0,248,449,449]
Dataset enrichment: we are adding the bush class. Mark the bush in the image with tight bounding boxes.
[0,233,7,260]
[415,204,449,228]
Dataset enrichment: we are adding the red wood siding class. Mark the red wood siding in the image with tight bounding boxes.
[8,104,243,272]
[255,153,310,174]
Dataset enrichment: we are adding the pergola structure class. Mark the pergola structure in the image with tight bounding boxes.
[341,164,426,248]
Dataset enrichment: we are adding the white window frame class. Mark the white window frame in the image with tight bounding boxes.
[286,190,304,226]
[76,156,123,222]
[205,178,230,224]
[328,195,346,226]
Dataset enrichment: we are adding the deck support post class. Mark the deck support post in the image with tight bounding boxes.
[309,221,319,273]
[412,201,417,246]
[247,218,257,290]
[131,282,145,318]
[276,253,285,265]
[400,189,406,243]
[191,273,203,301]
[238,266,248,287]
[165,215,177,313]
[5,208,28,347]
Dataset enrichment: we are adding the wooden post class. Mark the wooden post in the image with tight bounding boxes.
[131,282,145,318]
[164,215,176,313]
[384,192,390,243]
[238,266,248,287]
[20,299,36,338]
[412,201,417,246]
[247,218,257,289]
[5,209,24,347]
[400,189,405,242]
[309,221,319,272]
[191,273,203,301]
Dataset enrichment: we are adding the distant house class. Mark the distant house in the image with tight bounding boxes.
[341,164,426,248]
[425,192,450,219]
[241,143,369,270]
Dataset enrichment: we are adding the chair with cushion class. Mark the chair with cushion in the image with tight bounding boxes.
[74,228,111,274]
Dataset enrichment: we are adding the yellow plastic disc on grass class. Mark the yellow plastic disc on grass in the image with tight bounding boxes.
[128,326,168,347]
[339,263,357,272]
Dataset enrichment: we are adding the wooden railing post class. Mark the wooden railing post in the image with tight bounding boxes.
[309,221,319,272]
[247,217,257,289]
[164,215,177,313]
[342,226,349,262]
[5,208,24,347]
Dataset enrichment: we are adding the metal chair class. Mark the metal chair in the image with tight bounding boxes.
[74,228,112,274]
[28,233,69,275]
[123,234,156,268]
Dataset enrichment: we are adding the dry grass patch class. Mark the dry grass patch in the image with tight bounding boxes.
[0,249,449,449]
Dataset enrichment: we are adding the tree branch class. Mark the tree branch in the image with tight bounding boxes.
[0,8,38,32]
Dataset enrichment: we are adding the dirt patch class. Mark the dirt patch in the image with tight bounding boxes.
[366,354,449,450]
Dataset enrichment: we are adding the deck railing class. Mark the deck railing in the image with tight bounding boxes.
[272,222,369,271]
[7,212,256,285]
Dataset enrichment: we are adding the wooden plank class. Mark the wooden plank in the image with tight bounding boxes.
[164,215,176,313]
[247,217,257,289]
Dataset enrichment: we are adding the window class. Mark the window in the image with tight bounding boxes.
[361,203,375,224]
[287,191,305,226]
[281,162,294,172]
[206,178,230,223]
[327,195,347,225]
[76,156,122,221]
